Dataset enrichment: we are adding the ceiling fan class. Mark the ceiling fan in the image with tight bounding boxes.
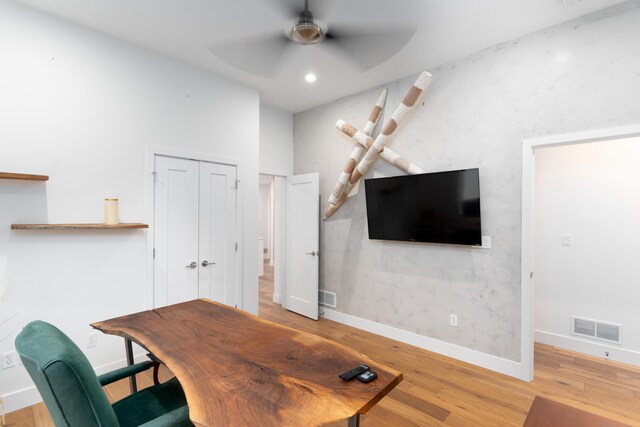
[288,0,327,45]
[207,0,418,78]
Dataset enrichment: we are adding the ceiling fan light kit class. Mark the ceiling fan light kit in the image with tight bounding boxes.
[289,0,324,45]
[290,21,324,45]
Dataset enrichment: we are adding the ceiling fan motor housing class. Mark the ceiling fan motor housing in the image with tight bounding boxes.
[290,9,324,45]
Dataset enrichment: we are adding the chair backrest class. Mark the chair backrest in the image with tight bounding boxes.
[15,320,120,427]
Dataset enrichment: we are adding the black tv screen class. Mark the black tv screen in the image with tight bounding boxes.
[364,169,481,246]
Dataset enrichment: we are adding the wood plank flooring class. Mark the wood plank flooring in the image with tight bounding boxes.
[259,263,640,427]
[6,262,640,426]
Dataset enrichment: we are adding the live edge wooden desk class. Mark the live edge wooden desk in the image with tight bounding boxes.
[92,299,402,427]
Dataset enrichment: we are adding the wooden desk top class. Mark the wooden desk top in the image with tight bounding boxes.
[524,396,630,427]
[92,299,403,427]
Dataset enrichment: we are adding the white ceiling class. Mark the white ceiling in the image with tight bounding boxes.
[17,0,626,113]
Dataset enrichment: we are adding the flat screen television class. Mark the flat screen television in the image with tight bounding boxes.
[364,168,481,246]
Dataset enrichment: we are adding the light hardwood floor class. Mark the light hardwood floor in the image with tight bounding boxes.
[6,263,640,426]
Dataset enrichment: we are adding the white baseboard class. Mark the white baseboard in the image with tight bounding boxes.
[272,293,282,305]
[1,386,42,414]
[321,308,526,380]
[535,329,640,366]
[2,353,148,413]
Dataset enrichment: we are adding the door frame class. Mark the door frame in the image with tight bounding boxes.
[144,146,243,310]
[257,174,287,307]
[520,124,640,381]
[273,176,286,307]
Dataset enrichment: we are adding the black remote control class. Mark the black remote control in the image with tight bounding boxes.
[339,364,370,381]
[357,370,377,383]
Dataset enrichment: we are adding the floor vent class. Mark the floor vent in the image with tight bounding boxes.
[319,290,336,308]
[572,316,622,344]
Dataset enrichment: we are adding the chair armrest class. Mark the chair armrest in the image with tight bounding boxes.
[137,406,192,427]
[98,361,154,387]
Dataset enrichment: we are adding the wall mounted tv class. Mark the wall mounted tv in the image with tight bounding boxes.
[364,168,481,246]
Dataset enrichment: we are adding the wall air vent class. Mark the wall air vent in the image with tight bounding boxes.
[571,316,622,344]
[318,290,336,308]
[573,317,596,337]
[596,322,620,343]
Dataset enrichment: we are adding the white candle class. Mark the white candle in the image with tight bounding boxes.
[104,198,119,225]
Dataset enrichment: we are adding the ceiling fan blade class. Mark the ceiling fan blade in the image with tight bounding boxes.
[207,33,298,78]
[263,0,303,21]
[323,25,417,71]
[304,0,336,21]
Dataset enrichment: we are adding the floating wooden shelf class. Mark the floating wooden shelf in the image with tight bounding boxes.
[0,172,49,181]
[11,223,149,230]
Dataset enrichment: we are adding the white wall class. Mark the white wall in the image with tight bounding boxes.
[259,104,294,177]
[534,137,640,364]
[257,102,291,302]
[0,0,259,411]
[293,1,640,375]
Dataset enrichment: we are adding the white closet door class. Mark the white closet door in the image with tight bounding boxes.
[154,155,199,307]
[285,172,319,320]
[199,162,237,307]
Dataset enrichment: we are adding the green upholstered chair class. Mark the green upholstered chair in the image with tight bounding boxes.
[15,320,193,427]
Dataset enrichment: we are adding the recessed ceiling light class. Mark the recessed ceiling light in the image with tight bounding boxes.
[305,73,317,83]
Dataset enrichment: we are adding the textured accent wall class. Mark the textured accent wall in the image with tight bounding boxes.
[293,2,640,362]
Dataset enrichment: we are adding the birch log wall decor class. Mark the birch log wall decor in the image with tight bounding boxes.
[327,88,388,207]
[323,71,433,220]
[335,120,425,175]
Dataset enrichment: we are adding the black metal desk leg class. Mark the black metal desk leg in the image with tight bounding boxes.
[124,338,137,394]
[348,414,360,427]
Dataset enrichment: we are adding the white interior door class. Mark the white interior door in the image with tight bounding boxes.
[153,155,199,307]
[199,162,237,307]
[285,172,319,320]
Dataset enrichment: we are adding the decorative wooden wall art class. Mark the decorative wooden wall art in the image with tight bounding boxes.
[323,71,433,219]
[326,88,388,210]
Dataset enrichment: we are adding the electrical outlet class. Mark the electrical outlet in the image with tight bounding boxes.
[561,234,571,246]
[449,314,458,327]
[87,332,98,348]
[1,351,18,369]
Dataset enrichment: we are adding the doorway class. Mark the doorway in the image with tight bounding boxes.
[258,174,287,311]
[258,174,276,308]
[521,124,640,381]
[534,137,640,363]
[153,154,238,308]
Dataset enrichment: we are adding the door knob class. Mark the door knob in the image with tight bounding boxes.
[185,261,197,269]
[202,260,216,267]
[305,251,317,256]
